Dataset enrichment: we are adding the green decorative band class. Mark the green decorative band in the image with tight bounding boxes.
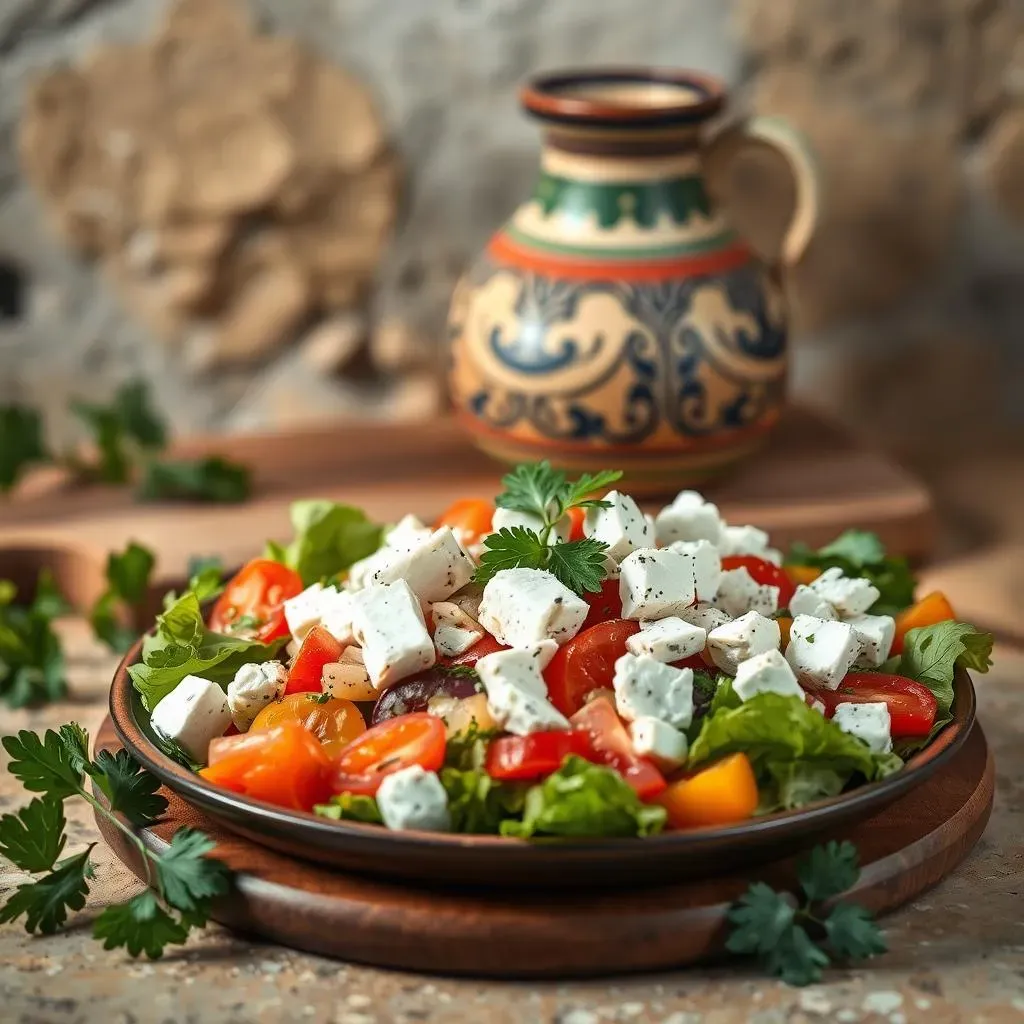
[504,222,740,260]
[531,171,711,229]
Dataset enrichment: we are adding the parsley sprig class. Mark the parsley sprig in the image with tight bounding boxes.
[474,462,622,594]
[0,724,231,957]
[727,841,886,985]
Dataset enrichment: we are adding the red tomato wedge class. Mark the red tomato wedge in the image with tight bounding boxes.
[201,722,332,811]
[485,731,589,781]
[439,633,508,667]
[570,696,666,799]
[285,625,344,695]
[435,498,493,546]
[891,591,956,655]
[721,555,795,609]
[208,558,303,642]
[580,578,623,631]
[330,712,447,797]
[811,673,938,738]
[545,619,640,717]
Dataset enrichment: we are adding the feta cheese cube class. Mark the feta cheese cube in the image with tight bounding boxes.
[713,566,779,617]
[319,587,356,646]
[476,643,557,700]
[789,584,838,620]
[491,506,570,542]
[785,614,862,690]
[849,613,896,668]
[719,524,783,565]
[226,661,288,731]
[707,611,781,674]
[654,490,724,546]
[385,513,433,548]
[679,602,732,632]
[477,645,568,735]
[478,568,588,647]
[666,539,722,602]
[583,489,653,562]
[832,701,893,754]
[612,654,695,729]
[283,583,325,641]
[810,567,880,618]
[349,580,436,689]
[362,527,476,604]
[630,717,688,772]
[150,674,232,764]
[626,616,705,663]
[376,765,451,832]
[619,548,697,620]
[430,601,486,658]
[732,649,803,702]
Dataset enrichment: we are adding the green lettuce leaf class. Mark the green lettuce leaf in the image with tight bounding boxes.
[265,500,383,586]
[786,530,916,615]
[128,593,286,711]
[500,755,666,838]
[314,793,383,825]
[689,693,902,811]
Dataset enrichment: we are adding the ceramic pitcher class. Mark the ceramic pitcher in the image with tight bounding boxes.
[447,69,819,493]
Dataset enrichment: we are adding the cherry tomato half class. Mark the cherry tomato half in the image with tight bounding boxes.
[721,555,796,610]
[251,693,367,757]
[580,578,623,631]
[544,619,640,717]
[439,633,508,668]
[201,722,332,811]
[811,673,938,738]
[485,730,589,781]
[285,625,344,695]
[330,712,447,796]
[209,558,303,643]
[435,498,493,546]
[569,696,666,799]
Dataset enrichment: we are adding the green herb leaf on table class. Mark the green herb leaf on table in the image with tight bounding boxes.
[725,882,797,956]
[137,456,250,504]
[90,542,156,654]
[2,728,85,799]
[0,847,95,935]
[89,749,168,827]
[0,797,67,872]
[93,889,189,959]
[265,499,384,586]
[0,573,69,708]
[315,793,384,825]
[797,839,859,902]
[0,403,49,492]
[766,924,832,987]
[154,828,232,914]
[823,901,888,961]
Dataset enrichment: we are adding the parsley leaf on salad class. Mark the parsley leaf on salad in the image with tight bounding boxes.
[786,529,916,615]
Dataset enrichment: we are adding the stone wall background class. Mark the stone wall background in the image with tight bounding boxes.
[0,0,1020,462]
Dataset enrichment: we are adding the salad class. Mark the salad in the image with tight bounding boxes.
[131,464,993,839]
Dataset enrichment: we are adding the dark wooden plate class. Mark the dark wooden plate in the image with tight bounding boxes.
[109,640,977,888]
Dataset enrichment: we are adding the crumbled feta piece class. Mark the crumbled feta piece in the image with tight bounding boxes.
[478,568,588,647]
[612,654,694,729]
[732,649,803,702]
[785,614,862,690]
[849,613,896,668]
[226,661,288,731]
[707,611,781,674]
[679,602,732,632]
[430,601,485,658]
[376,765,451,832]
[361,527,475,604]
[150,674,232,764]
[385,513,433,548]
[713,566,779,617]
[583,489,653,562]
[630,717,688,771]
[666,539,722,602]
[491,506,570,542]
[476,643,557,699]
[283,583,325,641]
[719,524,782,565]
[832,701,893,754]
[477,645,568,735]
[809,567,880,618]
[619,548,697,620]
[654,490,724,546]
[626,616,705,663]
[319,587,356,646]
[349,580,436,689]
[789,584,838,620]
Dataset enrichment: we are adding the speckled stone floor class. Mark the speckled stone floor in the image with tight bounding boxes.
[2,621,1022,1024]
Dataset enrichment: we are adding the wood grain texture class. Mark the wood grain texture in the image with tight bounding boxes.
[92,716,992,978]
[0,408,933,604]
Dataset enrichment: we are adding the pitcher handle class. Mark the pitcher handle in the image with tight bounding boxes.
[704,115,820,267]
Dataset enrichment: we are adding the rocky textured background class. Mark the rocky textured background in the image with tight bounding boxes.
[0,0,1020,456]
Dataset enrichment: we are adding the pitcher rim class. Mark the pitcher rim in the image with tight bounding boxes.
[520,67,726,129]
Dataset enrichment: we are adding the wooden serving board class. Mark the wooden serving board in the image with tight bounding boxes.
[0,408,933,608]
[93,715,993,979]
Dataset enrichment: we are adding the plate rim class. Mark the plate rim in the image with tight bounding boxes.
[109,636,977,855]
